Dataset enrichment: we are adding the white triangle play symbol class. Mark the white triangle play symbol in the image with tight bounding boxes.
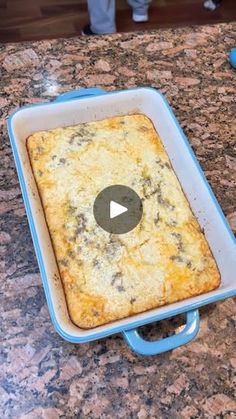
[110,200,128,219]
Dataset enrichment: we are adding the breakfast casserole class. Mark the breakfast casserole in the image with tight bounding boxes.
[27,114,220,328]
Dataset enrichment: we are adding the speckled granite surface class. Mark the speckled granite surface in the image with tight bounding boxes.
[1,23,236,418]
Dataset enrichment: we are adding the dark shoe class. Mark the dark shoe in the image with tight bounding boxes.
[81,24,97,36]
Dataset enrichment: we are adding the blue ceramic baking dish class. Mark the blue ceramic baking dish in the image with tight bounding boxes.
[7,87,236,356]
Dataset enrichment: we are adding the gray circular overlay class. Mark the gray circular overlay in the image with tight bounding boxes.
[93,185,143,234]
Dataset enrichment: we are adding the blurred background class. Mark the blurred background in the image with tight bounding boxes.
[0,0,236,42]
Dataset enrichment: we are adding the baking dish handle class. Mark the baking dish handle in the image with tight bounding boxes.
[54,88,107,102]
[123,309,200,356]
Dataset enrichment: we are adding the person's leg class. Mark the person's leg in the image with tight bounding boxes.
[87,0,116,34]
[127,0,151,21]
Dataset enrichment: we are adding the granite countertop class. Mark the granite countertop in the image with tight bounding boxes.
[1,22,236,418]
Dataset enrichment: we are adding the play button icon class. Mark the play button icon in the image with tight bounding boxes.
[110,201,128,219]
[93,185,143,234]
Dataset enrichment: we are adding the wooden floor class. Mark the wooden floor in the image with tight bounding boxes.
[0,0,236,42]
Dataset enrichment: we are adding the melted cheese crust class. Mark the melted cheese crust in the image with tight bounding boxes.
[27,115,220,328]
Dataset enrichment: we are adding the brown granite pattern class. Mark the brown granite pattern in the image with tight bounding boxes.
[0,23,236,418]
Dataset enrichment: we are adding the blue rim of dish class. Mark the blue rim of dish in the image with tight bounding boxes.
[7,86,236,344]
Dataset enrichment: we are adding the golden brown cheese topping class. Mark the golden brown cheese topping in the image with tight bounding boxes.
[27,114,220,328]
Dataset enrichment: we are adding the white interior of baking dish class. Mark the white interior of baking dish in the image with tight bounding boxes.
[9,88,236,341]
